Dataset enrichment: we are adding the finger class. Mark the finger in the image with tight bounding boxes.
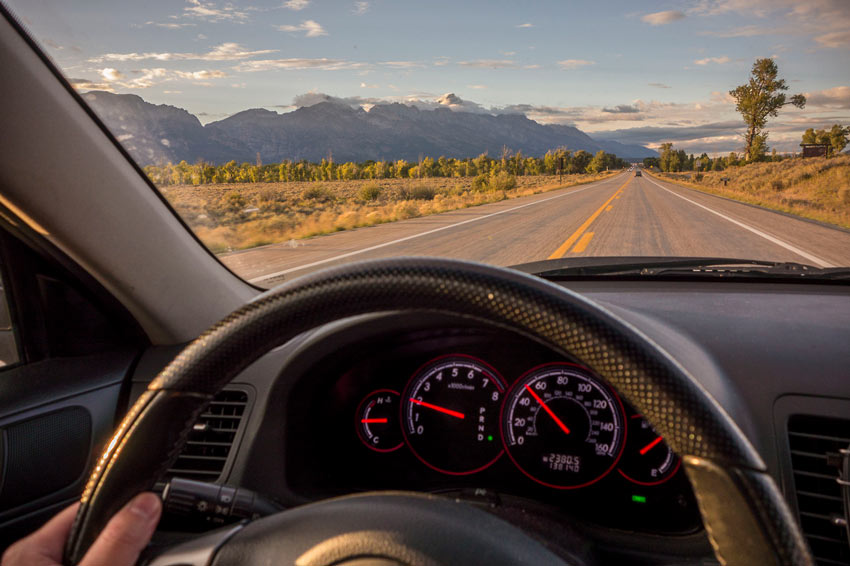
[2,503,79,566]
[79,492,161,566]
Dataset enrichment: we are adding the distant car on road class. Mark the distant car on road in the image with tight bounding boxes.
[635,170,642,177]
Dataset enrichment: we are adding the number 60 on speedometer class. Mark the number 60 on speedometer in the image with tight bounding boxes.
[501,363,626,489]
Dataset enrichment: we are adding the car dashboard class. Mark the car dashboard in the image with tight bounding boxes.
[131,278,850,564]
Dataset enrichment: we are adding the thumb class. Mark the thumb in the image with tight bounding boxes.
[79,492,161,566]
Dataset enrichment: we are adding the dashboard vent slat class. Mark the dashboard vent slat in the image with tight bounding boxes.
[164,389,248,482]
[788,414,850,565]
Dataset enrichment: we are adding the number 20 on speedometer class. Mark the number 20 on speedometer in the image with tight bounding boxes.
[502,363,626,489]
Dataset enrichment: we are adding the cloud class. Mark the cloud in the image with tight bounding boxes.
[641,10,686,25]
[353,1,369,15]
[276,20,327,37]
[648,82,671,88]
[603,104,640,114]
[592,121,744,145]
[381,61,424,69]
[183,0,248,22]
[694,56,730,65]
[174,69,228,79]
[360,82,378,88]
[284,0,310,9]
[458,59,517,69]
[468,84,487,89]
[142,21,196,29]
[805,86,850,109]
[234,58,363,71]
[699,25,775,37]
[557,59,595,69]
[99,68,124,81]
[815,30,850,48]
[90,43,276,62]
[516,23,534,28]
[68,78,114,92]
[691,0,850,50]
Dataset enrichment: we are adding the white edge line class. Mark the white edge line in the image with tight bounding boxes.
[248,175,623,283]
[643,174,834,268]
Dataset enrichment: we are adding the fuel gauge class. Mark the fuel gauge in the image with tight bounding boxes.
[356,389,403,452]
[617,413,680,486]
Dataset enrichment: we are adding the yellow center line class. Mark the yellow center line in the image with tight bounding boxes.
[572,232,594,253]
[548,178,631,259]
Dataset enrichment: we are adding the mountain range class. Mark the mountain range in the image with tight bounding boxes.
[81,91,657,166]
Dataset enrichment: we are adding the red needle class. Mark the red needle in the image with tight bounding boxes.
[640,436,664,455]
[524,384,571,435]
[409,398,465,419]
[361,418,388,423]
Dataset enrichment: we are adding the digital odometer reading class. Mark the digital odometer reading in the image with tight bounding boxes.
[502,363,626,489]
[402,354,506,475]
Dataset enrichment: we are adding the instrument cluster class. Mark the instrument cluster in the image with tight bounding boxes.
[284,325,699,534]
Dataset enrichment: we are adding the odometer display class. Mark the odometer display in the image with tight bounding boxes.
[502,363,626,489]
[402,354,506,475]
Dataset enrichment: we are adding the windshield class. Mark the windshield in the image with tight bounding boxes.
[6,0,850,286]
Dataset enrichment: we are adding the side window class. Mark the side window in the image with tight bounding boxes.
[0,269,19,367]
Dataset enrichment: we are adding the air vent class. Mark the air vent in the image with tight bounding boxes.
[165,389,248,482]
[788,414,850,565]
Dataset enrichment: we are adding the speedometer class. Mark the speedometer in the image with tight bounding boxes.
[502,363,626,489]
[402,354,506,475]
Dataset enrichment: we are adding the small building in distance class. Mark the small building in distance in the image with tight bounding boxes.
[800,143,829,158]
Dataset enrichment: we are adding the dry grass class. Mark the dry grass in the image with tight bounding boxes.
[652,155,850,229]
[161,173,615,253]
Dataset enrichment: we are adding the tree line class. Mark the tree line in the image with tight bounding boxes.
[143,148,628,186]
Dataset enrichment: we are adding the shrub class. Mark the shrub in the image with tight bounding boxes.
[771,179,784,191]
[401,184,436,200]
[839,187,850,206]
[359,184,382,201]
[471,174,489,192]
[693,173,704,182]
[301,184,334,201]
[488,172,517,192]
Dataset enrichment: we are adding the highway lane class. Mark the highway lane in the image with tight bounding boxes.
[219,171,850,286]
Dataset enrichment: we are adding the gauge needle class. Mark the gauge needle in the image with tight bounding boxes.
[639,436,664,455]
[524,385,571,435]
[361,418,388,423]
[409,398,465,419]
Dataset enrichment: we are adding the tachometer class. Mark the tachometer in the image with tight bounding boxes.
[402,354,506,475]
[502,363,626,489]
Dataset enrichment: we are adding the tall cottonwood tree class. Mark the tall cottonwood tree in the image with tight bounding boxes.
[730,58,806,162]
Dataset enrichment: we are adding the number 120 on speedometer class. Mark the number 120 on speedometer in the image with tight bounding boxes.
[501,363,626,489]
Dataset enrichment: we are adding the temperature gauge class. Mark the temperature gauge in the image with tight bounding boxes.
[617,413,680,486]
[356,389,403,452]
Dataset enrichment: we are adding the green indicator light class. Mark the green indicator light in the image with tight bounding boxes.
[631,495,647,503]
[487,435,494,442]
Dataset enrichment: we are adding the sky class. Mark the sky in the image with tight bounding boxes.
[6,0,850,155]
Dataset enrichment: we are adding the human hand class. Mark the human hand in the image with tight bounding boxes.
[2,492,162,566]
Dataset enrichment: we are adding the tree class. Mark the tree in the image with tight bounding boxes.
[729,58,805,162]
[828,124,849,155]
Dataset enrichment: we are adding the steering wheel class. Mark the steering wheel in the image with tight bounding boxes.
[63,258,812,566]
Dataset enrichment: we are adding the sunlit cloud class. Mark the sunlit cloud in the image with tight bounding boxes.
[694,56,730,65]
[640,10,686,25]
[805,86,850,109]
[90,43,276,62]
[557,59,595,69]
[276,20,327,37]
[68,78,114,92]
[284,0,310,10]
[99,68,124,81]
[516,23,534,28]
[381,61,425,69]
[183,0,248,22]
[353,1,369,15]
[458,59,518,69]
[234,58,364,71]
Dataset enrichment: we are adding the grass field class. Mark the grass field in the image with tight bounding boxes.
[651,154,850,229]
[161,172,616,253]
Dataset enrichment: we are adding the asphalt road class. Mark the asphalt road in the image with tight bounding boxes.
[220,172,850,286]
